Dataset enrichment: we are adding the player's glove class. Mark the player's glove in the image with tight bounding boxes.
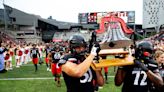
[90,43,101,56]
[144,59,158,71]
[134,59,148,72]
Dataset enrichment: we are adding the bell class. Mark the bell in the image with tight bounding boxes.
[100,22,132,49]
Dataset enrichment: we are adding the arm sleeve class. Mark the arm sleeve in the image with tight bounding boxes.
[58,55,67,66]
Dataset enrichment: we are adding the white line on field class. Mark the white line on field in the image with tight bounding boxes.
[13,64,46,67]
[0,76,114,80]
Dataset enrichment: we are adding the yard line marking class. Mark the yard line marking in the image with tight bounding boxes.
[0,76,114,80]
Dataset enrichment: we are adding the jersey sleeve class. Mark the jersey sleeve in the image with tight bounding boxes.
[58,55,68,66]
[58,54,76,66]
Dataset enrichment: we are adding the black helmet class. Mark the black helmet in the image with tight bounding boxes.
[135,41,154,59]
[69,35,87,54]
[69,35,87,49]
[55,44,60,51]
[136,41,153,53]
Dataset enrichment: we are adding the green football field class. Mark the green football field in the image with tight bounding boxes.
[0,60,121,92]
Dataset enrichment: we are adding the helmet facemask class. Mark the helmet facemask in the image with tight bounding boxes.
[135,41,154,61]
[69,35,87,57]
[70,43,87,56]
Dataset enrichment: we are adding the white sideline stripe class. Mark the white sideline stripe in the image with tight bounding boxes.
[0,76,114,80]
[13,64,45,67]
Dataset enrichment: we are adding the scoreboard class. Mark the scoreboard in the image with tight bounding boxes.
[78,11,135,24]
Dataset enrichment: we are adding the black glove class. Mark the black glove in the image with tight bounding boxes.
[90,43,101,56]
[146,59,158,71]
[134,59,148,72]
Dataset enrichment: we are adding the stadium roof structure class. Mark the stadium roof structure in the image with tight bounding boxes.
[38,18,79,29]
[1,4,81,30]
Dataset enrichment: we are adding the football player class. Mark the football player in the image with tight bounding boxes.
[115,41,163,92]
[48,45,62,87]
[30,44,40,72]
[58,35,104,92]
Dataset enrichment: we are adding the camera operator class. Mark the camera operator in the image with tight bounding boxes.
[115,41,163,92]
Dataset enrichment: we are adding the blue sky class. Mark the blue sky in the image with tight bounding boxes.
[0,0,143,24]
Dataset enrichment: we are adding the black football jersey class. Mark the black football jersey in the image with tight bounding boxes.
[45,48,51,58]
[122,63,159,92]
[51,49,62,63]
[31,48,39,58]
[58,54,96,92]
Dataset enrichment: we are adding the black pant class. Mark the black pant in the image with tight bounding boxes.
[0,69,7,73]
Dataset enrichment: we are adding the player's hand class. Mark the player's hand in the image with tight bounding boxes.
[146,59,158,71]
[90,43,101,56]
[134,59,148,72]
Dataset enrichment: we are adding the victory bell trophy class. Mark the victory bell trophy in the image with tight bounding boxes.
[90,15,135,70]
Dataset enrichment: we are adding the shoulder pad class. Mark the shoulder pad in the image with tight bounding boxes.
[58,54,73,66]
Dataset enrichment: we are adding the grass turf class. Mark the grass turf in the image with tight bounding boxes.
[0,59,121,92]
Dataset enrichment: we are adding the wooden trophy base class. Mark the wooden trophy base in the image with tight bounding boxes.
[91,49,134,70]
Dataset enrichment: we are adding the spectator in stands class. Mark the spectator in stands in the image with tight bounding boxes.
[4,48,12,70]
[15,45,21,68]
[9,45,14,70]
[154,50,164,92]
[24,44,30,64]
[20,44,25,65]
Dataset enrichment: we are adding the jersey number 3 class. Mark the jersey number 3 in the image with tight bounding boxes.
[132,71,147,86]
